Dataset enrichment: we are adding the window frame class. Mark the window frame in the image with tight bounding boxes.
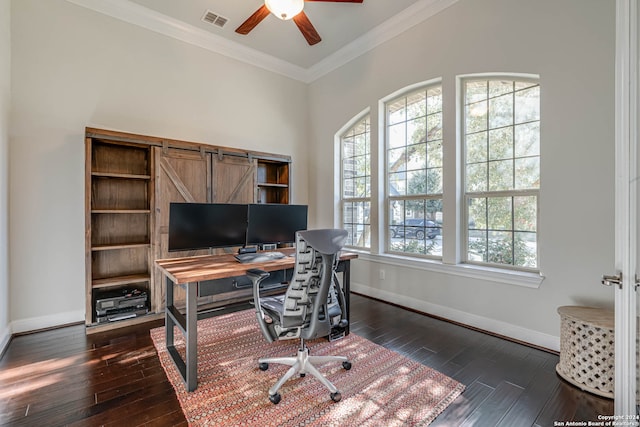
[460,75,541,272]
[333,74,544,287]
[382,79,444,259]
[337,111,372,250]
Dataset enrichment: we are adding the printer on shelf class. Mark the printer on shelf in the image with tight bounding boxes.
[95,288,148,323]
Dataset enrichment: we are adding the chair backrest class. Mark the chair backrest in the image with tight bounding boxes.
[281,229,347,340]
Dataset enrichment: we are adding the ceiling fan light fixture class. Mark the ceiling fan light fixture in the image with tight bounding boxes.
[264,0,304,20]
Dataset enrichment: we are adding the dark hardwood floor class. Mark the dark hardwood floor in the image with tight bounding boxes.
[0,294,613,426]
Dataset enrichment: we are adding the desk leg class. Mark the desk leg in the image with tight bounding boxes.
[342,260,351,335]
[165,275,175,360]
[185,281,198,392]
[165,276,198,392]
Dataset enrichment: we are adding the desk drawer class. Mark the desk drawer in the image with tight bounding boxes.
[198,269,292,297]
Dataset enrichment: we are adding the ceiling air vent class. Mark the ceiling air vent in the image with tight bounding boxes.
[201,10,228,28]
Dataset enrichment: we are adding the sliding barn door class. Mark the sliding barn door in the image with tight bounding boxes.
[152,146,211,310]
[211,154,257,204]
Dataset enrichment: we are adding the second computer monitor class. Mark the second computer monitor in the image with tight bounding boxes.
[247,204,308,246]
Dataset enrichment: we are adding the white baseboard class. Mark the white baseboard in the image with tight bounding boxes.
[0,324,10,355]
[351,282,560,352]
[10,310,84,335]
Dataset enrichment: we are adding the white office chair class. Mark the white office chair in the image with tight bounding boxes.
[247,229,351,404]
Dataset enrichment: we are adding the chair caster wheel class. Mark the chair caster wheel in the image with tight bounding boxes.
[259,362,269,371]
[330,391,342,402]
[342,361,352,370]
[269,393,281,404]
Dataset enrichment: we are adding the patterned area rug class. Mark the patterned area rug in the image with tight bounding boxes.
[150,309,464,426]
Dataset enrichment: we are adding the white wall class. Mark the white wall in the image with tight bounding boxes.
[0,0,10,350]
[308,0,616,349]
[9,0,309,330]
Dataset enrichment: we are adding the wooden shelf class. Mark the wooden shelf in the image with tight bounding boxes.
[92,274,151,289]
[92,172,151,180]
[85,312,164,334]
[257,182,288,188]
[92,243,150,251]
[91,209,151,214]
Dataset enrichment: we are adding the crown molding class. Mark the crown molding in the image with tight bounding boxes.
[65,0,458,83]
[65,0,309,81]
[306,0,459,81]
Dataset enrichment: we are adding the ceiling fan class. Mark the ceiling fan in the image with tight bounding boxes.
[235,0,364,46]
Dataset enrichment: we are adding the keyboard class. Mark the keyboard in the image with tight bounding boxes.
[235,251,286,264]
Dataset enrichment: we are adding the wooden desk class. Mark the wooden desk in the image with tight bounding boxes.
[155,249,358,392]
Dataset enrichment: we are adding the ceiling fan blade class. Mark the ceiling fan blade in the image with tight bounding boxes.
[293,11,322,45]
[235,5,270,35]
[304,0,364,3]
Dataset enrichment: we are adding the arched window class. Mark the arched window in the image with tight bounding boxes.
[384,83,443,257]
[463,77,540,269]
[339,114,371,248]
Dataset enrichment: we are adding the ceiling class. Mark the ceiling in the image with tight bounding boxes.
[67,0,459,82]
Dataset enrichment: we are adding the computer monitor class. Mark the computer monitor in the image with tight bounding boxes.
[246,204,308,246]
[168,202,248,251]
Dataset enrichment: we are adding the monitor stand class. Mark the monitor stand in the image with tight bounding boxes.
[238,246,257,254]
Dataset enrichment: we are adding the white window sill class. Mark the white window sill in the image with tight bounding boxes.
[347,250,545,289]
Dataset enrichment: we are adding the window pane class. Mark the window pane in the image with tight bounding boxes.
[343,201,371,248]
[488,160,514,191]
[489,80,514,97]
[427,168,443,194]
[487,197,512,230]
[406,90,426,120]
[343,178,354,198]
[466,132,487,163]
[468,197,487,229]
[427,112,442,141]
[387,99,406,125]
[388,122,406,149]
[354,177,367,197]
[514,122,540,157]
[407,143,426,170]
[407,117,426,146]
[466,81,488,103]
[389,198,442,257]
[466,163,488,192]
[488,127,513,160]
[407,170,426,195]
[388,147,406,172]
[468,232,487,263]
[342,137,354,158]
[514,231,536,268]
[514,196,537,232]
[389,172,406,195]
[355,133,368,156]
[514,157,540,189]
[427,140,443,168]
[427,86,443,115]
[487,231,513,265]
[515,86,540,124]
[489,93,513,129]
[466,101,487,133]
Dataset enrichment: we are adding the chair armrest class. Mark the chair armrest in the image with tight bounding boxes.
[246,268,276,343]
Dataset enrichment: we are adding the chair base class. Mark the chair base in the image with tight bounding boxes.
[258,344,351,404]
